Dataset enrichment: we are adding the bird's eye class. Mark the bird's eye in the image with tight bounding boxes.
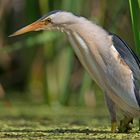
[43,18,52,25]
[47,18,51,22]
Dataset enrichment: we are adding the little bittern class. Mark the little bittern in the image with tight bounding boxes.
[10,10,140,133]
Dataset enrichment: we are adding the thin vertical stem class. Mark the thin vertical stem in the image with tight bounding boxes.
[59,47,74,105]
[79,72,92,105]
[129,0,140,55]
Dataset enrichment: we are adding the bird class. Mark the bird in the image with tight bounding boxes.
[9,10,140,133]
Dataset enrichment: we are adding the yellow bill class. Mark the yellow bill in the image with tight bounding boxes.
[9,21,45,37]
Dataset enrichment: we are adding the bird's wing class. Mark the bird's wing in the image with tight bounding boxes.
[106,33,140,109]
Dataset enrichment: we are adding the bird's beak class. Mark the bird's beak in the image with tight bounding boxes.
[9,20,46,37]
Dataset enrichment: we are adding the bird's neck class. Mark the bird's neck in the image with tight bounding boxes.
[53,16,111,50]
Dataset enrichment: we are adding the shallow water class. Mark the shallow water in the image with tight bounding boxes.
[0,104,139,139]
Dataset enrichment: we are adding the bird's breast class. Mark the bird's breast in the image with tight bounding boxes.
[67,31,106,88]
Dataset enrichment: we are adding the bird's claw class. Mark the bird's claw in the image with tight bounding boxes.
[118,117,133,133]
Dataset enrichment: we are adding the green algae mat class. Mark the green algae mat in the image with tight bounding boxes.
[0,104,140,140]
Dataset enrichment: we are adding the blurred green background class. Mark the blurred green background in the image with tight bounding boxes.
[0,0,139,108]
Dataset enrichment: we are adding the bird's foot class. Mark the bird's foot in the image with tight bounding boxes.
[111,121,117,133]
[118,117,133,133]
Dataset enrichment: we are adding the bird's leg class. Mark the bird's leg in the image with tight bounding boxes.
[118,116,133,133]
[104,93,117,133]
[139,119,140,131]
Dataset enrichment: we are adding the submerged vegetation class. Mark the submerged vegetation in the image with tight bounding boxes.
[0,104,140,139]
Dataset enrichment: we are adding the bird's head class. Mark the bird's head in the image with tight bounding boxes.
[9,10,78,37]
